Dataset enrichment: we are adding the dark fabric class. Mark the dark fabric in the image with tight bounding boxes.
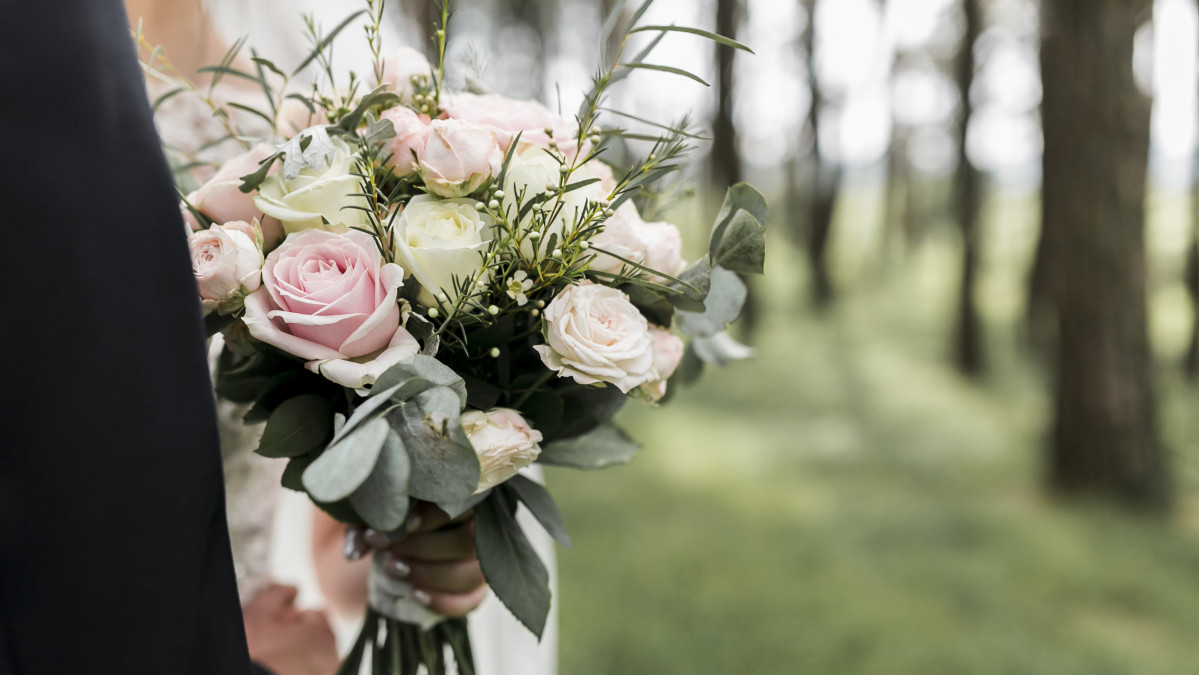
[251,663,276,675]
[0,1,252,673]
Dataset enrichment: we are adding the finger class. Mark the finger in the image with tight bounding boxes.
[415,584,490,618]
[250,584,299,612]
[383,557,485,594]
[294,609,334,631]
[405,502,454,534]
[344,526,371,560]
[387,521,476,562]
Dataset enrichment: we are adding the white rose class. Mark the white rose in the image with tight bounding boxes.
[639,326,685,402]
[589,202,683,282]
[189,220,263,314]
[461,408,543,493]
[533,282,655,393]
[502,148,606,257]
[589,202,647,275]
[254,135,371,236]
[393,195,495,306]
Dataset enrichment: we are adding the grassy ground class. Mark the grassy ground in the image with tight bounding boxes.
[549,192,1199,675]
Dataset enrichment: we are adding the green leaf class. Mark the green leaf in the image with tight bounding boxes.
[598,108,710,140]
[292,9,369,76]
[709,183,768,260]
[619,62,709,86]
[711,210,766,275]
[349,430,411,532]
[280,453,314,492]
[623,283,674,327]
[256,395,335,458]
[227,101,275,127]
[475,490,551,638]
[151,86,186,113]
[666,256,712,312]
[331,86,402,136]
[371,355,468,408]
[203,311,236,338]
[302,417,389,502]
[539,421,640,469]
[238,151,282,194]
[395,387,479,504]
[363,113,397,148]
[675,266,747,337]
[629,25,755,53]
[502,475,572,549]
[196,64,260,84]
[332,382,403,445]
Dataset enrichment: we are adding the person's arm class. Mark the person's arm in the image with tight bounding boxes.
[0,1,254,672]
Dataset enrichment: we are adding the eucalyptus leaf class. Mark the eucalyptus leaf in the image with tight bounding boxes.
[332,87,403,136]
[539,421,640,469]
[623,283,674,327]
[667,256,712,311]
[256,394,334,458]
[333,383,403,445]
[302,417,389,502]
[372,355,467,408]
[502,475,572,549]
[711,210,766,275]
[709,183,768,266]
[675,266,747,337]
[396,387,479,504]
[349,430,411,532]
[474,491,551,638]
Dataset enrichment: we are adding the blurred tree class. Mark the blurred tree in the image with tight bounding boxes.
[712,0,760,337]
[799,0,842,309]
[1187,9,1199,380]
[881,51,923,262]
[1040,0,1170,509]
[953,0,985,375]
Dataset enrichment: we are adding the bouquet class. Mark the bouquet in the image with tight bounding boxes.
[152,1,767,672]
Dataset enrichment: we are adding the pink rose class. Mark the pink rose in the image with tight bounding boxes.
[242,230,419,389]
[418,119,502,198]
[185,144,284,249]
[189,220,263,314]
[380,107,432,176]
[440,93,587,158]
[461,408,543,493]
[639,326,685,401]
[276,97,329,138]
[381,46,432,104]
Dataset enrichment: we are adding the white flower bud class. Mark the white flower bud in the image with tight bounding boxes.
[488,305,500,315]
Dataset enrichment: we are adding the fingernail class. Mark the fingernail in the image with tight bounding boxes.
[385,558,411,579]
[405,513,422,532]
[363,528,391,550]
[413,589,432,606]
[344,528,365,561]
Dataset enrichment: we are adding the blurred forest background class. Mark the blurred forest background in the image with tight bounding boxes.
[390,0,1199,672]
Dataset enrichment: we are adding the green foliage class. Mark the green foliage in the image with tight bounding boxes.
[348,430,411,531]
[392,386,479,504]
[676,267,747,338]
[302,417,389,502]
[502,475,572,549]
[539,421,640,469]
[709,183,769,275]
[255,394,334,458]
[475,489,552,638]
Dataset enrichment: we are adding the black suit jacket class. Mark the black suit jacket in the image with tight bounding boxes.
[0,1,255,672]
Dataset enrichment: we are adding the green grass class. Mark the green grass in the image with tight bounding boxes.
[549,193,1199,675]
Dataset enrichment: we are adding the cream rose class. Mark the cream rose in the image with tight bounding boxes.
[418,119,502,198]
[184,144,284,249]
[639,326,685,401]
[589,202,682,282]
[242,229,418,389]
[533,282,655,393]
[461,408,543,493]
[393,195,495,306]
[254,134,371,236]
[381,46,432,104]
[189,220,263,314]
[380,106,432,177]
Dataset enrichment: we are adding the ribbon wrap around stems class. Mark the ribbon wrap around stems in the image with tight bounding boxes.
[368,550,446,629]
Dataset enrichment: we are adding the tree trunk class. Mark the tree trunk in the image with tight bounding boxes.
[712,0,759,338]
[801,0,840,309]
[1041,0,1170,509]
[1186,0,1199,379]
[953,0,985,375]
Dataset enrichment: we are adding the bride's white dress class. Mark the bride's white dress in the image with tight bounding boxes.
[152,65,558,675]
